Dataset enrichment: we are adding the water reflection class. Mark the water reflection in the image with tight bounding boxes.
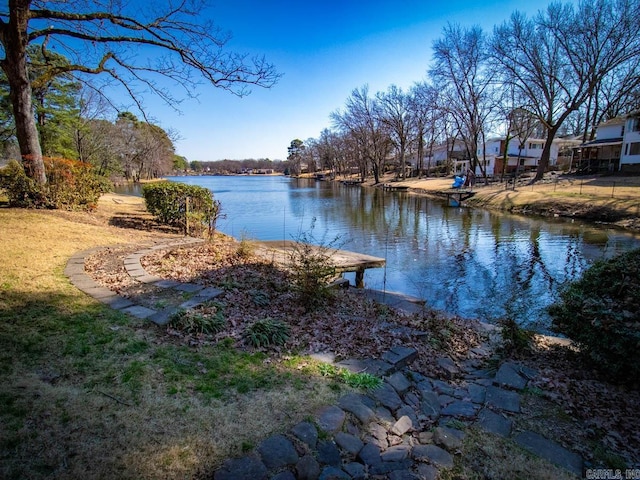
[154,176,640,332]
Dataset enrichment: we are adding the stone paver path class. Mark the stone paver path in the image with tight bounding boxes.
[66,241,584,479]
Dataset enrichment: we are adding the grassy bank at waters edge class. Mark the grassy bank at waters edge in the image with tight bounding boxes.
[336,172,640,231]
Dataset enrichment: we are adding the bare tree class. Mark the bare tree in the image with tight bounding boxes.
[491,0,640,181]
[0,0,280,186]
[408,81,441,177]
[331,85,391,184]
[376,85,415,179]
[430,23,496,181]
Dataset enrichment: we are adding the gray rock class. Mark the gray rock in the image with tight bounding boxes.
[476,408,512,437]
[403,392,421,409]
[318,466,350,480]
[272,472,296,480]
[412,444,454,469]
[485,386,520,413]
[438,394,456,407]
[391,415,414,436]
[389,470,419,480]
[338,394,376,424]
[257,435,298,470]
[372,382,403,411]
[434,427,463,451]
[374,406,395,423]
[334,432,364,456]
[495,363,528,390]
[317,440,341,466]
[296,454,320,480]
[292,421,318,449]
[121,304,156,319]
[436,357,460,379]
[441,401,477,418]
[420,391,441,419]
[468,383,486,404]
[357,442,382,466]
[431,380,455,396]
[214,455,268,480]
[418,431,434,444]
[415,463,439,480]
[381,346,418,370]
[381,444,411,462]
[343,462,366,479]
[174,282,204,293]
[387,371,412,394]
[369,460,413,475]
[316,405,346,433]
[416,379,434,393]
[364,434,388,450]
[514,431,583,476]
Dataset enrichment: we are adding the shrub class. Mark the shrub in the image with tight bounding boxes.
[498,318,535,356]
[0,158,109,210]
[244,318,290,348]
[142,181,220,236]
[289,219,342,311]
[549,248,640,385]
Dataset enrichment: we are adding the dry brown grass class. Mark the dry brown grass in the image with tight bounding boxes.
[444,428,578,480]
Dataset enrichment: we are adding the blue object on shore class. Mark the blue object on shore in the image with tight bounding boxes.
[452,176,465,188]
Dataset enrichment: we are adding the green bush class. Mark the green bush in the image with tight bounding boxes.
[244,318,290,348]
[549,248,640,385]
[0,158,109,210]
[142,181,220,236]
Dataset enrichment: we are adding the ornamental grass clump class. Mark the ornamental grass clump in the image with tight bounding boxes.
[244,317,290,348]
[548,248,640,385]
[169,309,226,335]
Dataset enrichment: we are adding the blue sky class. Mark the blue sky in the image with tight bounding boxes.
[144,1,551,162]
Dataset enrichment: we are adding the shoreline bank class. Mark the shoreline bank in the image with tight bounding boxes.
[330,172,640,233]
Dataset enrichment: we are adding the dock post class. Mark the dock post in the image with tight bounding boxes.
[355,268,365,288]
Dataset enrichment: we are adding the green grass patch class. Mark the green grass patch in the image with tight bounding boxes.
[317,363,382,390]
[152,341,294,400]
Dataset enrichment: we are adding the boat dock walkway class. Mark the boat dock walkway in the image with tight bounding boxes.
[254,240,385,288]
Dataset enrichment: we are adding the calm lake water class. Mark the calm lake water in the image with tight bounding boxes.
[127,176,640,332]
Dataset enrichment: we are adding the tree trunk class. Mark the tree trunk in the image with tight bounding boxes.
[1,0,46,185]
[534,127,559,181]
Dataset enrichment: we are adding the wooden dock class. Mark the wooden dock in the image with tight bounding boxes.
[254,240,385,288]
[434,188,476,206]
[382,184,410,192]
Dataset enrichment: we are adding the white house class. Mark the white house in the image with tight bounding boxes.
[414,139,470,175]
[577,111,640,173]
[475,136,580,176]
[621,111,640,173]
[577,117,624,172]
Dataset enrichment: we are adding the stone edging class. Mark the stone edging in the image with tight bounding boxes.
[65,237,223,325]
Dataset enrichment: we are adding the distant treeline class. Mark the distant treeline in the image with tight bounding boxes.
[187,158,290,174]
